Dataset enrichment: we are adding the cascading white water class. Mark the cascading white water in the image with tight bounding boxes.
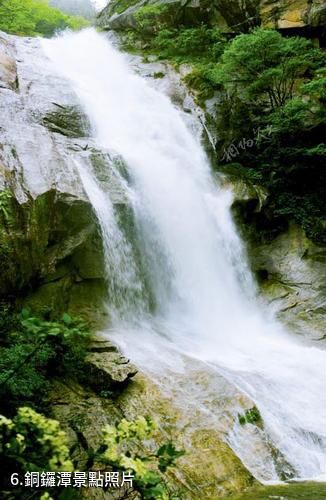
[74,158,145,317]
[42,29,326,482]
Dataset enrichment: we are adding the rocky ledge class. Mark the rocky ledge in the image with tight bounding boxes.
[97,0,326,42]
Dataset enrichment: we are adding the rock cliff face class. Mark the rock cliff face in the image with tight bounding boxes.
[97,0,260,32]
[0,33,18,90]
[0,33,128,322]
[260,0,326,29]
[230,179,326,341]
[97,0,326,38]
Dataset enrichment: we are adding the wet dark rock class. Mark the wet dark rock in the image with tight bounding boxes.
[89,338,120,353]
[42,104,91,138]
[85,349,138,390]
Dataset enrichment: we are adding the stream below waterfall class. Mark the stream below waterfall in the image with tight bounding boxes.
[41,28,326,485]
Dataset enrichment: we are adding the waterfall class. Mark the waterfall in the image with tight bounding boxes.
[42,28,326,482]
[75,159,146,317]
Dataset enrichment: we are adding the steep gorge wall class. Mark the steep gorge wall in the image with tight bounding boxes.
[98,0,326,40]
[0,32,124,322]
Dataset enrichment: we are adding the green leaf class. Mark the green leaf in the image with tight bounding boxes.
[21,308,30,320]
[62,313,72,325]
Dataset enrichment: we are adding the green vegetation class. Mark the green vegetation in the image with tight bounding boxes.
[0,305,183,498]
[99,416,184,499]
[0,307,91,412]
[0,306,88,495]
[0,409,183,499]
[0,407,74,473]
[213,29,326,243]
[122,24,227,101]
[0,0,88,37]
[238,407,262,426]
[123,20,326,243]
[150,26,226,64]
[230,482,326,499]
[0,190,12,223]
[134,4,175,35]
[215,29,321,108]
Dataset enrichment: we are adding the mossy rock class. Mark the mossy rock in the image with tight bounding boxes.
[0,187,108,324]
[68,280,108,326]
[117,374,256,498]
[42,104,91,138]
[21,278,73,317]
[230,481,326,499]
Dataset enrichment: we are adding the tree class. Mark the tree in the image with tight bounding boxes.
[0,0,88,37]
[0,0,36,35]
[0,309,91,409]
[216,29,320,110]
[213,29,326,243]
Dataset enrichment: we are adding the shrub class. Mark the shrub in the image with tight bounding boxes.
[134,4,174,36]
[98,416,184,499]
[0,410,184,499]
[0,407,73,472]
[0,309,91,411]
[152,27,226,62]
[0,407,73,496]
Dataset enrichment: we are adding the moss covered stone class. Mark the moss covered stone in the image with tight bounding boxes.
[42,104,91,138]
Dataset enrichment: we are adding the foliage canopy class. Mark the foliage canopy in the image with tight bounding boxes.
[0,0,88,37]
[0,307,91,410]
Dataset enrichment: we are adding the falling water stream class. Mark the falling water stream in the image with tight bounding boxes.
[42,29,326,483]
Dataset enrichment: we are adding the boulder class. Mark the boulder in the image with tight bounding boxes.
[86,337,138,390]
[249,223,326,339]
